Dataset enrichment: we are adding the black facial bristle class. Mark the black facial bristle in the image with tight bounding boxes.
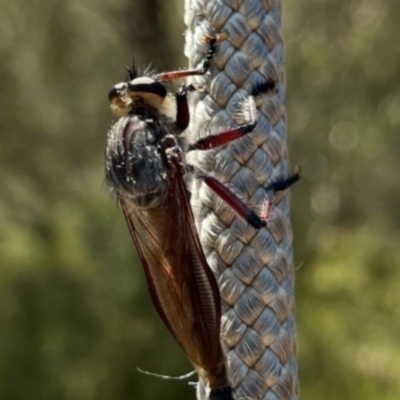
[125,65,137,80]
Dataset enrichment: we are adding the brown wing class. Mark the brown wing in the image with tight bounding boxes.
[120,172,224,379]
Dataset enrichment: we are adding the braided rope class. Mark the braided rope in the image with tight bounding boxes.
[184,1,298,399]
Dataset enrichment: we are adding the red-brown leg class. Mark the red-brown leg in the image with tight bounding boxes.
[155,34,223,82]
[175,85,196,131]
[198,174,266,229]
[187,122,256,151]
[187,97,257,152]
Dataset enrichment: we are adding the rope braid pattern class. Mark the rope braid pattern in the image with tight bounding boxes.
[184,1,298,399]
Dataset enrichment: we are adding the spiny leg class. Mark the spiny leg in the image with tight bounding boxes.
[155,33,225,82]
[187,96,257,152]
[185,78,294,228]
[186,77,280,152]
[193,171,266,229]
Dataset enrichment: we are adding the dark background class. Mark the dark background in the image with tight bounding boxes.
[1,1,399,399]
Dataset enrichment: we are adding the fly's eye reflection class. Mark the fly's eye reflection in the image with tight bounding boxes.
[108,82,128,102]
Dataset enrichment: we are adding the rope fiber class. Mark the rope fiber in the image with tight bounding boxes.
[184,1,298,399]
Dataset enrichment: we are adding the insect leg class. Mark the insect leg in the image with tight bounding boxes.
[265,166,302,192]
[193,172,266,229]
[259,166,301,224]
[187,78,275,140]
[155,33,224,82]
[175,84,196,131]
[187,97,257,152]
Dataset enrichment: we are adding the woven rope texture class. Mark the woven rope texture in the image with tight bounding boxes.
[184,1,298,399]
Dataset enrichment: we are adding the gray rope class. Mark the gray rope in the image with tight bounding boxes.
[184,1,298,399]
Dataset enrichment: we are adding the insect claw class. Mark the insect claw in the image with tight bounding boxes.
[216,31,227,42]
[177,84,197,96]
[203,33,213,43]
[182,83,207,94]
[260,197,275,224]
[203,32,227,43]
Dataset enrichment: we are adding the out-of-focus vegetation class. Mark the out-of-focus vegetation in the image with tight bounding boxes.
[285,2,400,399]
[0,0,398,399]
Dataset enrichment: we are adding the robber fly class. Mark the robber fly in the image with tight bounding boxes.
[105,34,271,400]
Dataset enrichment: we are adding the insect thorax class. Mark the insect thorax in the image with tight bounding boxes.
[106,102,178,209]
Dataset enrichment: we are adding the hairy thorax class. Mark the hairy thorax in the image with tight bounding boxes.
[106,101,179,209]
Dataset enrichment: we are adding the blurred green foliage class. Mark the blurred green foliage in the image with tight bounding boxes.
[0,0,398,399]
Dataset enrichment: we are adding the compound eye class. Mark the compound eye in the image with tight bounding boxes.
[108,82,128,102]
[128,77,167,99]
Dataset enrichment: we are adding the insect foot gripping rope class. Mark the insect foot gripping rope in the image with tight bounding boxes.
[261,166,302,224]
